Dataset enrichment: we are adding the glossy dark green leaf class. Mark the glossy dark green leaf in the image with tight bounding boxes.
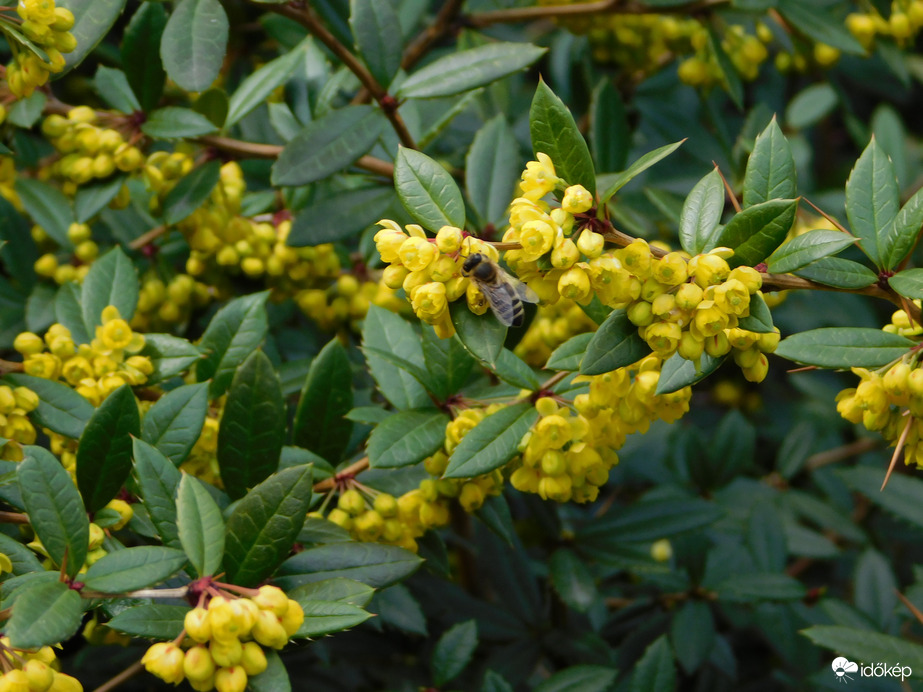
[537,666,618,692]
[767,229,857,274]
[288,186,394,246]
[775,328,914,368]
[735,293,774,333]
[192,87,229,128]
[248,651,292,691]
[18,446,88,577]
[349,0,401,87]
[777,0,865,54]
[288,578,375,607]
[226,42,307,127]
[491,349,541,390]
[629,636,674,692]
[421,325,475,400]
[108,604,187,639]
[793,257,877,289]
[25,284,56,333]
[6,580,83,650]
[846,138,899,268]
[432,620,478,687]
[363,306,431,409]
[743,117,796,207]
[577,498,723,544]
[141,382,209,466]
[74,175,127,223]
[293,600,371,638]
[3,373,93,440]
[890,268,923,299]
[176,473,225,577]
[160,0,229,92]
[217,351,284,499]
[679,169,724,256]
[854,548,897,629]
[81,245,139,331]
[83,546,187,592]
[399,43,545,99]
[0,197,37,290]
[141,107,218,139]
[670,601,715,674]
[163,159,221,225]
[369,410,448,469]
[14,178,74,247]
[121,2,167,111]
[76,385,140,513]
[272,106,385,187]
[142,333,203,384]
[580,309,650,376]
[276,543,423,590]
[802,626,923,676]
[394,146,465,230]
[450,301,506,369]
[293,339,353,463]
[466,116,520,229]
[716,573,806,601]
[599,140,685,204]
[60,0,128,70]
[655,353,724,395]
[549,549,597,613]
[590,78,628,173]
[54,283,90,346]
[94,66,141,113]
[196,291,269,397]
[545,333,592,372]
[132,438,182,549]
[530,80,595,194]
[223,464,313,586]
[838,467,923,530]
[881,184,923,270]
[6,92,45,129]
[706,25,743,108]
[712,199,798,268]
[444,402,538,479]
[785,83,837,130]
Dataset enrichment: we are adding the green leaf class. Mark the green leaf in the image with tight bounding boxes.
[450,301,506,369]
[6,91,46,129]
[107,604,187,639]
[630,637,675,692]
[160,0,229,92]
[121,2,167,111]
[881,184,923,270]
[549,549,597,613]
[890,268,923,299]
[679,168,725,255]
[74,175,127,223]
[838,467,923,530]
[767,229,858,274]
[546,333,593,372]
[362,307,432,409]
[6,580,83,650]
[14,178,74,247]
[80,246,139,331]
[706,25,743,108]
[196,291,269,397]
[399,43,546,99]
[226,43,306,127]
[785,83,838,130]
[369,410,448,469]
[142,334,203,384]
[59,0,128,70]
[293,600,371,638]
[671,601,715,674]
[466,116,520,228]
[421,325,475,400]
[655,353,724,395]
[846,138,900,268]
[0,196,37,290]
[394,146,465,231]
[590,78,629,173]
[223,464,314,586]
[52,283,88,347]
[18,446,88,578]
[272,106,385,187]
[217,350,285,499]
[577,498,723,544]
[248,651,291,692]
[775,328,914,368]
[83,546,187,592]
[580,309,650,376]
[776,0,866,55]
[735,293,774,333]
[163,159,221,225]
[803,626,923,676]
[537,665,619,692]
[76,385,140,513]
[94,66,141,113]
[3,373,93,440]
[176,473,225,577]
[141,107,218,139]
[599,140,685,204]
[293,339,353,463]
[529,80,595,194]
[793,257,877,289]
[444,402,538,479]
[432,620,478,687]
[288,578,375,607]
[491,349,541,390]
[193,87,229,128]
[349,0,401,88]
[132,438,182,549]
[288,186,394,246]
[276,543,423,590]
[713,199,798,268]
[717,573,806,601]
[141,382,209,466]
[743,117,796,207]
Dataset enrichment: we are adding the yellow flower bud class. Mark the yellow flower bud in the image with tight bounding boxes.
[398,237,437,272]
[561,184,593,214]
[142,642,185,684]
[240,641,268,676]
[435,226,463,253]
[183,645,216,682]
[214,666,248,692]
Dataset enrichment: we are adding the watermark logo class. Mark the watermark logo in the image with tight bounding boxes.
[831,658,911,684]
[832,657,858,683]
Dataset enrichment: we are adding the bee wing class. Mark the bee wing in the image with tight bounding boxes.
[502,273,540,304]
[479,281,518,327]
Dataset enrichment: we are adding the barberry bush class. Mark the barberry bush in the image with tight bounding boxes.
[4,0,923,690]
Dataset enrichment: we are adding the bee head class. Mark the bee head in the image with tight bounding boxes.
[462,253,482,274]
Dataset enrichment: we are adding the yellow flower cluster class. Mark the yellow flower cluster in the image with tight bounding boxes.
[5,0,76,98]
[0,637,82,692]
[514,299,597,368]
[374,221,498,338]
[0,157,20,211]
[143,586,303,691]
[40,108,144,193]
[33,223,101,285]
[295,273,405,333]
[132,272,215,332]
[847,0,923,49]
[13,306,152,407]
[0,384,39,460]
[511,397,617,503]
[320,488,420,551]
[676,24,770,86]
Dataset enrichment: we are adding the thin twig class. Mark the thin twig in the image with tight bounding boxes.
[127,225,166,250]
[313,457,370,492]
[91,660,144,692]
[713,161,741,213]
[0,512,28,524]
[897,589,923,626]
[403,0,466,71]
[0,360,23,374]
[882,412,912,490]
[466,0,729,27]
[805,438,878,471]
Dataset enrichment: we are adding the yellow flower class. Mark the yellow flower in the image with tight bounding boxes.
[373,221,407,263]
[520,153,560,201]
[141,643,185,685]
[713,279,750,316]
[410,282,448,323]
[23,353,60,380]
[398,237,437,272]
[519,219,555,262]
[693,301,728,337]
[561,184,593,214]
[435,225,463,253]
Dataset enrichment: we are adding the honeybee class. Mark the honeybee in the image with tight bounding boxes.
[462,253,539,327]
